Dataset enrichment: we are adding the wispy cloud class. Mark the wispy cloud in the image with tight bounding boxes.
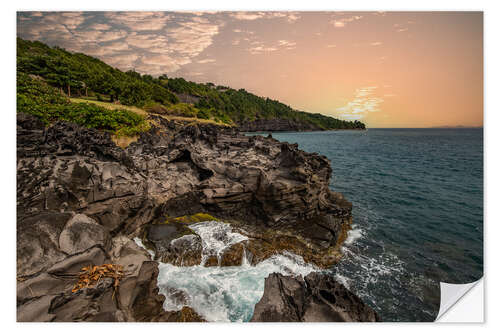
[248,39,297,54]
[230,11,300,23]
[105,12,170,31]
[370,41,383,46]
[248,45,278,55]
[337,87,384,120]
[330,14,363,28]
[197,58,216,64]
[277,40,297,49]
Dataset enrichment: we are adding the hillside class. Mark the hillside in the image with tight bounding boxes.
[16,37,365,131]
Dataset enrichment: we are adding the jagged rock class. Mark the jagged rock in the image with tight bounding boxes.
[17,113,355,321]
[251,272,379,322]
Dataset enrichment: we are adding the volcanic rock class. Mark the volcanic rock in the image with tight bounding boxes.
[251,272,379,322]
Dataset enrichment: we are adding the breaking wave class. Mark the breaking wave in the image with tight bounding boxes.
[135,221,317,322]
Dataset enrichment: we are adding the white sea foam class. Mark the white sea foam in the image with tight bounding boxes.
[188,221,248,265]
[145,220,317,322]
[157,251,317,322]
[344,224,364,245]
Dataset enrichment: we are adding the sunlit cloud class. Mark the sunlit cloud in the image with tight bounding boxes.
[198,58,216,64]
[337,87,384,120]
[248,39,297,54]
[326,44,337,48]
[105,12,170,31]
[370,41,383,46]
[248,45,278,55]
[278,40,297,49]
[330,14,363,28]
[89,23,111,31]
[17,12,226,75]
[230,11,300,23]
[230,12,265,21]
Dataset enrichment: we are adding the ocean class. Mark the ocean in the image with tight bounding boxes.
[267,128,483,321]
[148,128,483,322]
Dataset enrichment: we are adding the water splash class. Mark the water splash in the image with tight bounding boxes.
[188,221,248,265]
[135,220,317,322]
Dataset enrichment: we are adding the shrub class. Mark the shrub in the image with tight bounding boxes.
[17,73,150,136]
[144,103,169,115]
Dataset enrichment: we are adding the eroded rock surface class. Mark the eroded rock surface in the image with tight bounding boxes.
[251,272,379,322]
[17,112,355,321]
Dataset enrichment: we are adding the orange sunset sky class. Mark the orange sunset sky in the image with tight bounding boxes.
[17,11,483,128]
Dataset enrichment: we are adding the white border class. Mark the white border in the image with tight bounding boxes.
[2,0,497,332]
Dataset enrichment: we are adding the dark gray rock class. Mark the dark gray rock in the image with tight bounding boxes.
[17,113,356,321]
[251,272,379,322]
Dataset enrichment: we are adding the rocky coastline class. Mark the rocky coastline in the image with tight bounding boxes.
[16,112,377,322]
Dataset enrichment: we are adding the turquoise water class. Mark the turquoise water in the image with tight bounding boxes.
[260,129,483,321]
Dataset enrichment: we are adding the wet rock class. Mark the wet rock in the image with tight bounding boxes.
[219,242,245,266]
[144,222,202,266]
[251,272,379,322]
[203,255,219,267]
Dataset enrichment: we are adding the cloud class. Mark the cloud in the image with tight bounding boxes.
[370,41,383,46]
[43,12,86,30]
[197,58,216,64]
[278,40,297,49]
[230,11,300,23]
[17,12,225,75]
[105,12,170,31]
[248,39,297,54]
[326,44,337,48]
[103,41,129,52]
[166,18,221,58]
[89,23,111,31]
[136,53,190,74]
[125,33,168,49]
[74,30,127,43]
[337,87,384,120]
[230,12,265,21]
[248,45,278,55]
[101,53,139,70]
[330,15,363,28]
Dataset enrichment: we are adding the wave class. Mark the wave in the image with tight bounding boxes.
[135,221,317,322]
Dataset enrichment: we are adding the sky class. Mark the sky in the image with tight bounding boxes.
[17,11,483,128]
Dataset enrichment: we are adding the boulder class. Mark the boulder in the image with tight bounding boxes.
[251,272,379,322]
[59,214,110,255]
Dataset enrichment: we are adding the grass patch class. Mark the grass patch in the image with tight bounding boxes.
[71,97,148,116]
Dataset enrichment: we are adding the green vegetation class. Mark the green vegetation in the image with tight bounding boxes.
[17,37,365,130]
[163,213,220,224]
[17,72,149,136]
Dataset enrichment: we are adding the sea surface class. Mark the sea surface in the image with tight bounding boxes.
[142,128,483,322]
[264,128,483,321]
